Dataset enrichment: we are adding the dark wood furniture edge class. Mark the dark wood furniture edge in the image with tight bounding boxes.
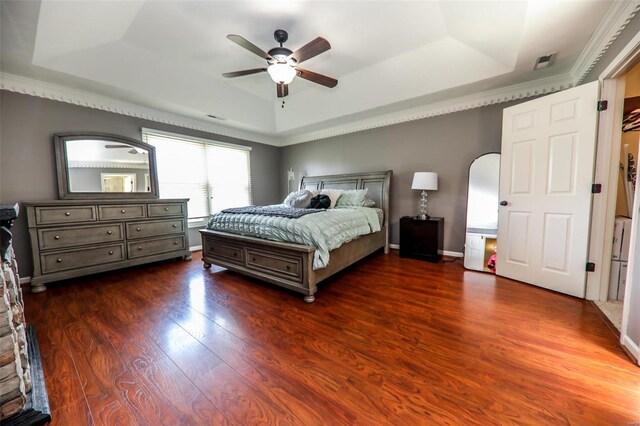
[3,325,51,426]
[1,203,19,261]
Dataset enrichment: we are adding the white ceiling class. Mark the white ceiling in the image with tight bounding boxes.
[0,0,618,143]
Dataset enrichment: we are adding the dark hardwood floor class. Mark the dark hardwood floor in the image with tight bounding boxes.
[23,250,640,425]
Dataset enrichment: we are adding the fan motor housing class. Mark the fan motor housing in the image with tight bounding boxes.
[268,46,294,62]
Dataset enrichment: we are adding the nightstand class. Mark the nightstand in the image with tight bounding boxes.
[399,216,444,262]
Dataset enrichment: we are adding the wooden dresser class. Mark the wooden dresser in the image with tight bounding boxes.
[23,199,190,292]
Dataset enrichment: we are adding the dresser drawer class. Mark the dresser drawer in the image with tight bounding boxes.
[41,244,125,274]
[98,204,145,220]
[148,203,185,218]
[38,224,124,250]
[126,219,184,239]
[246,249,302,283]
[128,236,186,259]
[35,206,97,225]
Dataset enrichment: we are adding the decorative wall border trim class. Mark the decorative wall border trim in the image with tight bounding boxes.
[0,73,280,146]
[2,0,637,149]
[281,74,574,146]
[570,0,640,85]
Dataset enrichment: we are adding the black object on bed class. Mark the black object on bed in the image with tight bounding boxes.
[221,205,326,218]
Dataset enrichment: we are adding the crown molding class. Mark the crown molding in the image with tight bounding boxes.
[280,74,574,146]
[570,0,640,85]
[0,73,280,146]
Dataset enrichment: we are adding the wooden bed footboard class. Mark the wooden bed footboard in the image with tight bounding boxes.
[200,228,386,303]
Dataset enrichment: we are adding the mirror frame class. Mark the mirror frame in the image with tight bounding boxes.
[54,132,160,200]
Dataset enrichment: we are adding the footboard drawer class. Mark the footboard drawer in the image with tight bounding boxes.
[209,242,245,265]
[246,249,303,283]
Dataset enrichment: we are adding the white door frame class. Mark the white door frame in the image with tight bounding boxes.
[587,30,640,301]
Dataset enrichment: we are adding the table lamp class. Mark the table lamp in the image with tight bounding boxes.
[411,172,438,219]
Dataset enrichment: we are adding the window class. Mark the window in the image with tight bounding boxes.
[142,128,252,227]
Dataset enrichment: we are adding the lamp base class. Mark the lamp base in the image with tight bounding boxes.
[418,190,430,220]
[417,214,430,220]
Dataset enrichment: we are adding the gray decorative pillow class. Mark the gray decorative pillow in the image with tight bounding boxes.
[363,198,376,208]
[283,190,313,208]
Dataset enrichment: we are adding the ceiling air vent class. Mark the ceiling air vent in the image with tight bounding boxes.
[534,53,556,70]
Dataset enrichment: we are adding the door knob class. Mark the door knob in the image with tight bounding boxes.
[499,201,508,206]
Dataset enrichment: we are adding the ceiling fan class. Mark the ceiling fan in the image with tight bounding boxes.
[105,144,145,155]
[223,29,338,98]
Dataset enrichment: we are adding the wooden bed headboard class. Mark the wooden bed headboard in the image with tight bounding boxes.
[300,170,392,249]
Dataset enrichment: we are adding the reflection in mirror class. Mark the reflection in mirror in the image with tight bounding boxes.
[464,153,500,273]
[65,139,150,193]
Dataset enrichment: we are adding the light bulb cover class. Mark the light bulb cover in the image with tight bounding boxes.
[268,63,296,84]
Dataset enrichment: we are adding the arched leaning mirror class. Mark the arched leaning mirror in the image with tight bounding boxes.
[464,153,500,272]
[54,132,159,199]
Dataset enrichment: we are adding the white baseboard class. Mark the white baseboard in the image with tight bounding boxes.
[622,335,640,365]
[190,245,203,252]
[388,244,463,258]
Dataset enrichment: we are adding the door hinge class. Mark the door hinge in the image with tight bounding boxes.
[592,183,602,193]
[597,100,608,111]
[586,262,596,272]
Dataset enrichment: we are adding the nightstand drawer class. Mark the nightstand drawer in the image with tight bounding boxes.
[400,216,444,262]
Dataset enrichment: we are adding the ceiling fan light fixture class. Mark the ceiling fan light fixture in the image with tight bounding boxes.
[267,63,296,84]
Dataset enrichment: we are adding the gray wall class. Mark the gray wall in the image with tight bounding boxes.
[280,103,511,253]
[0,91,281,276]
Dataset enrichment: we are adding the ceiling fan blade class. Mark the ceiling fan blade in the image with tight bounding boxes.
[295,67,338,88]
[277,83,289,98]
[222,68,267,78]
[288,37,331,64]
[227,35,272,60]
[104,145,130,149]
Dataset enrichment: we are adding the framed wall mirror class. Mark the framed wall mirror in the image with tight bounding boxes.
[54,132,159,199]
[464,152,500,273]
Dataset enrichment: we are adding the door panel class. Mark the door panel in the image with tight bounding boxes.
[497,81,599,297]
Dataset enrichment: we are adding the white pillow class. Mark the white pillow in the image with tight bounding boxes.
[283,190,313,208]
[320,189,343,209]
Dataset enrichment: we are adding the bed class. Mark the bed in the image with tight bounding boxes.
[200,170,392,302]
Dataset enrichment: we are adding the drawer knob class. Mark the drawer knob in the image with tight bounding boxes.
[138,246,143,251]
[54,235,60,240]
[286,265,291,270]
[109,251,114,255]
[164,207,169,211]
[65,212,71,216]
[172,224,178,228]
[252,257,256,262]
[173,241,178,245]
[136,227,141,231]
[107,230,112,235]
[56,258,62,263]
[233,252,237,257]
[121,209,126,213]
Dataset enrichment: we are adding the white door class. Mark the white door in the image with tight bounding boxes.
[496,81,600,297]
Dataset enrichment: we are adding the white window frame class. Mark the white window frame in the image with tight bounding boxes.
[141,128,253,228]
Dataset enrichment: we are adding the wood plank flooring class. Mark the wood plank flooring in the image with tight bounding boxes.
[23,251,640,425]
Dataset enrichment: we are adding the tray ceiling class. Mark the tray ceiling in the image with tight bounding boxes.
[0,0,618,142]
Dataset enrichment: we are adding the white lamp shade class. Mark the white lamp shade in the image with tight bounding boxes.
[411,172,438,190]
[267,63,296,84]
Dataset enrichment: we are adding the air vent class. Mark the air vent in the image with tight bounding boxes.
[534,53,556,70]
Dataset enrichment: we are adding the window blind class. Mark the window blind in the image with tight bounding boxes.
[141,128,252,225]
